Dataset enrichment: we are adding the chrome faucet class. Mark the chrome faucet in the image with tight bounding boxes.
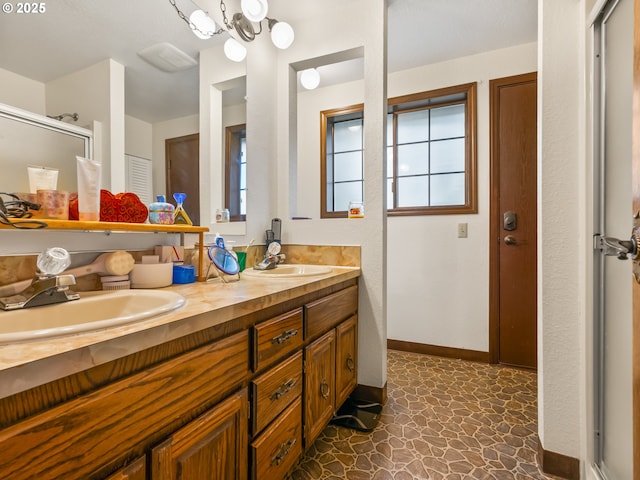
[253,242,286,271]
[0,247,80,311]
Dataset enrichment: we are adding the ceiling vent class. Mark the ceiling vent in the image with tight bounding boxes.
[137,42,197,72]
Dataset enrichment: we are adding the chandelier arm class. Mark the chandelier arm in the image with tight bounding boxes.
[169,0,224,37]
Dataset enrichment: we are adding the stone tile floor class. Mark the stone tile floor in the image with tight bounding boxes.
[288,349,559,480]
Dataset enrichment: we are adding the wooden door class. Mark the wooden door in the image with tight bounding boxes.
[489,72,538,369]
[304,330,335,447]
[151,389,248,480]
[166,133,200,225]
[335,315,358,408]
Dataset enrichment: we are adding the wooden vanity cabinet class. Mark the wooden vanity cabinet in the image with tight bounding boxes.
[303,285,358,447]
[253,308,303,372]
[105,457,146,480]
[151,389,248,480]
[304,330,336,446]
[248,281,359,478]
[251,351,303,435]
[250,397,303,480]
[0,277,359,480]
[335,315,358,408]
[0,330,250,480]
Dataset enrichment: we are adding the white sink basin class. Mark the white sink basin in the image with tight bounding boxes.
[0,289,185,343]
[242,264,333,278]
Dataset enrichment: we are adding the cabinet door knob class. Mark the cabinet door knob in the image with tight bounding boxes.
[346,355,355,372]
[320,379,330,399]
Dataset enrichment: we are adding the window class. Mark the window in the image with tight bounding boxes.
[321,104,364,218]
[320,83,477,217]
[225,124,247,221]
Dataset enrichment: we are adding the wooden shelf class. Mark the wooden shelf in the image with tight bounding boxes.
[0,218,208,234]
[1,219,209,282]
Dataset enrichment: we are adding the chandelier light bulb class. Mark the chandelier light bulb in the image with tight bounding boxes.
[241,0,268,22]
[300,68,321,90]
[224,37,247,62]
[270,21,294,49]
[189,9,216,39]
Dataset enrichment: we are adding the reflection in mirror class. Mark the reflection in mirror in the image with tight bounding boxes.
[225,124,247,221]
[0,104,92,194]
[217,77,247,223]
[292,52,364,219]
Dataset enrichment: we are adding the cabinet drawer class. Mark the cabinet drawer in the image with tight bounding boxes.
[251,397,303,480]
[254,308,303,371]
[305,285,358,339]
[251,351,303,435]
[104,456,146,480]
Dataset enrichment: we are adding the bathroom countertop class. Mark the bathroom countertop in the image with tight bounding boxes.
[0,266,360,399]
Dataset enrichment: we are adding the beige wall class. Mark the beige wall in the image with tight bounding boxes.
[46,59,125,191]
[0,67,45,113]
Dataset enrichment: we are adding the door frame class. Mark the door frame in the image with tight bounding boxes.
[632,1,640,476]
[488,72,538,366]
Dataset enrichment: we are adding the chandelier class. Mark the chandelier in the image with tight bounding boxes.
[170,0,295,62]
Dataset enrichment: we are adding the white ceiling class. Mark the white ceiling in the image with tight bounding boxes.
[0,0,537,123]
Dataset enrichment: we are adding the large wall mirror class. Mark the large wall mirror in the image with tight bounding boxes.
[0,103,92,194]
[0,0,234,227]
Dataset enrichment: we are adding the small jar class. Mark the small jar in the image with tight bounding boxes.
[149,195,175,225]
[216,208,230,223]
[348,201,364,218]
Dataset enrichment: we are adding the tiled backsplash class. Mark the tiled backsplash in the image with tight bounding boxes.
[0,244,360,292]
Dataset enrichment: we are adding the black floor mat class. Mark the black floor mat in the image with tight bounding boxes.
[330,397,383,432]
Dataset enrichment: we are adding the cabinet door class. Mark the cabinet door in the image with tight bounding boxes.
[304,330,335,446]
[335,315,358,409]
[105,456,146,480]
[151,389,248,480]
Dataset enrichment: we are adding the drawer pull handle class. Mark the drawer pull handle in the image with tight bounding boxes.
[270,378,297,401]
[271,329,299,345]
[346,355,355,372]
[320,379,330,400]
[270,438,297,466]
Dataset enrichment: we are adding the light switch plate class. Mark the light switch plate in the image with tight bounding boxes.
[457,223,468,238]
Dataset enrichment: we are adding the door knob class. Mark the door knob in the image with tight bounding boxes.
[504,235,517,246]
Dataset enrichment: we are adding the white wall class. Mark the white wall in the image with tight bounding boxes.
[45,59,125,191]
[388,44,537,351]
[125,115,153,160]
[0,67,45,113]
[296,43,537,352]
[275,0,389,391]
[539,0,586,467]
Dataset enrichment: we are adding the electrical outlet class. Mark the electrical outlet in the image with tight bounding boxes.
[457,223,468,238]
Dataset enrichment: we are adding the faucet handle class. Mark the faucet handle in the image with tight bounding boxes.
[36,247,71,276]
[55,274,77,287]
